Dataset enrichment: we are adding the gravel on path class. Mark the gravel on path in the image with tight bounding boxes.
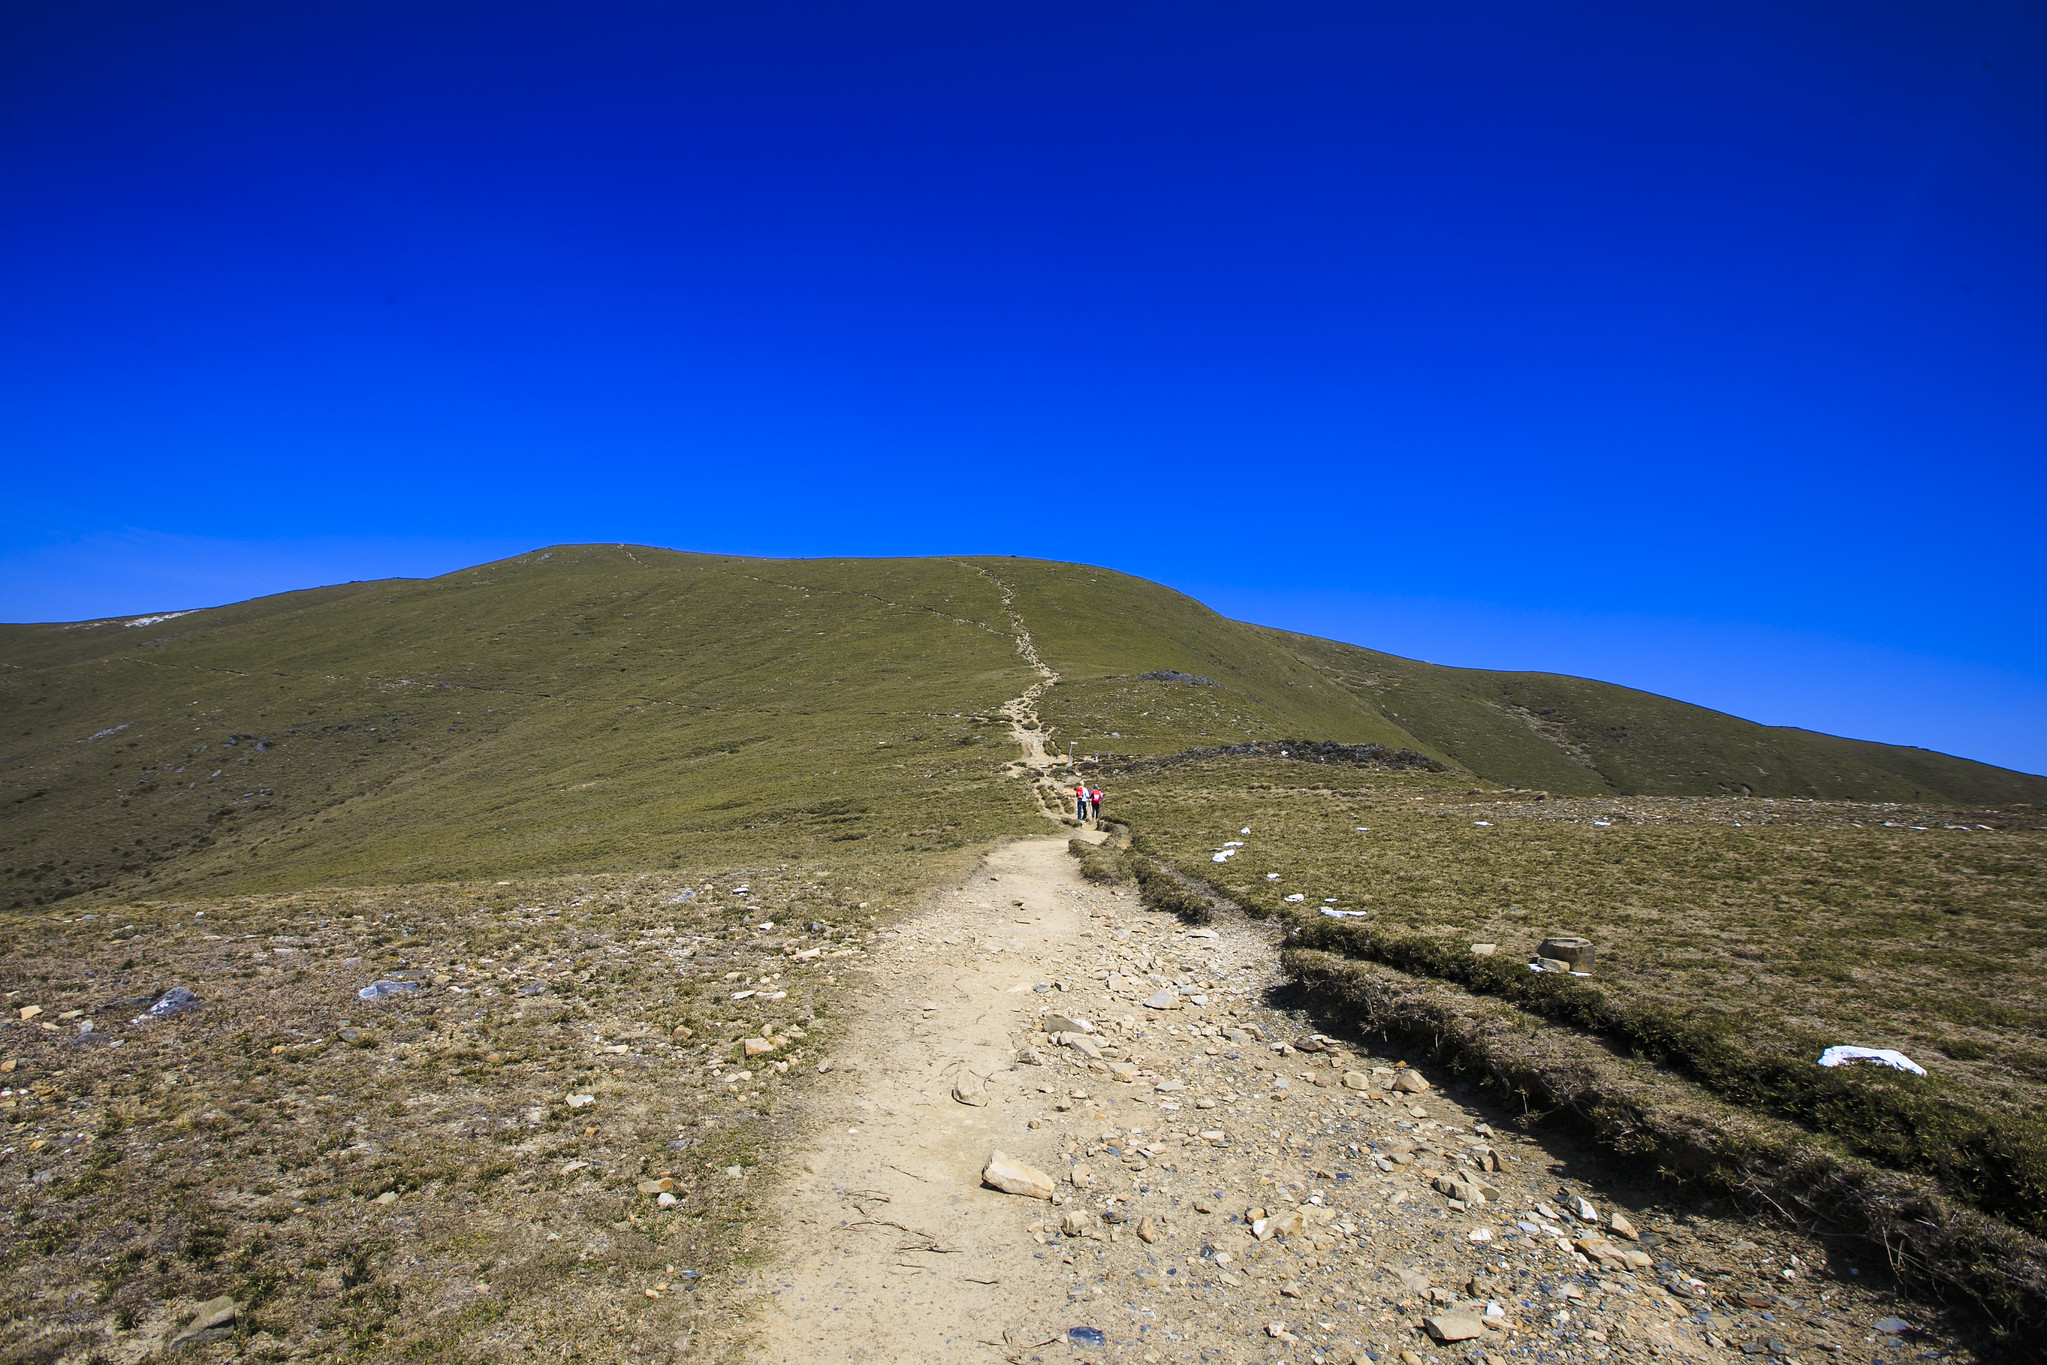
[752,836,1948,1365]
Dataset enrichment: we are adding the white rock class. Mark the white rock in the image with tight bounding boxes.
[981,1152,1055,1200]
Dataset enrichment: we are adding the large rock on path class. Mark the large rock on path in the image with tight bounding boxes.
[982,1152,1055,1200]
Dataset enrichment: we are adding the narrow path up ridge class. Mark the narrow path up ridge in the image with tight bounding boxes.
[970,566,1071,825]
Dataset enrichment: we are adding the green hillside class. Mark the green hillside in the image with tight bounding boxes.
[1265,628,2047,804]
[0,547,1045,908]
[4,546,2039,912]
[999,559,1429,759]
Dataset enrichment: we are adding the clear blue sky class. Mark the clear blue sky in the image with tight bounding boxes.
[4,2,2043,775]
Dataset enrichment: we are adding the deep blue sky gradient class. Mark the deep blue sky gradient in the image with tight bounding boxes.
[3,2,2043,772]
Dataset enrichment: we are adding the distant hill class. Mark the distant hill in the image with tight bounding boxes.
[3,546,2038,909]
[1260,628,2047,806]
[990,558,2045,804]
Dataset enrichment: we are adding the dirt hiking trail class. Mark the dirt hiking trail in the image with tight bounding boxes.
[974,565,1073,822]
[745,593,1936,1365]
[746,835,1934,1365]
[752,834,1120,1362]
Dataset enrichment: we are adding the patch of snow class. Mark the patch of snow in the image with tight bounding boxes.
[1818,1046,1926,1076]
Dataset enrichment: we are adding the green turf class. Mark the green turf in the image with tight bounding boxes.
[1,547,1047,907]
[4,545,2038,916]
[1266,627,2047,803]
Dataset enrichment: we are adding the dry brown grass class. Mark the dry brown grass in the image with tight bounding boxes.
[0,846,981,1363]
[1108,753,2047,1333]
[1118,758,2047,1112]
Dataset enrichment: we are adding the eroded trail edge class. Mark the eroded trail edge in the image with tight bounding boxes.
[748,852,1950,1365]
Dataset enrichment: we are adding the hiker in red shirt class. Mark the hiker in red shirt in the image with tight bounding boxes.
[1089,786,1103,822]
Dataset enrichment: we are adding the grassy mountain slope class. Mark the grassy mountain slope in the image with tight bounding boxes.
[1265,627,2047,804]
[1003,561,1437,759]
[5,547,2039,913]
[0,547,1056,908]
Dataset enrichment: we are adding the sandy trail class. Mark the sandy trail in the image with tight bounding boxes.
[752,834,1125,1363]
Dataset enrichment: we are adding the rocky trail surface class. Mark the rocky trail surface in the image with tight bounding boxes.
[747,834,1946,1365]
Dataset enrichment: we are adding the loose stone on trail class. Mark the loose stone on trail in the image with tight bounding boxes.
[981,1152,1055,1200]
[1423,1313,1486,1343]
[1057,1032,1103,1059]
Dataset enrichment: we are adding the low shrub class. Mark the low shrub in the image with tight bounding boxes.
[1066,838,1129,885]
[1128,857,1214,924]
